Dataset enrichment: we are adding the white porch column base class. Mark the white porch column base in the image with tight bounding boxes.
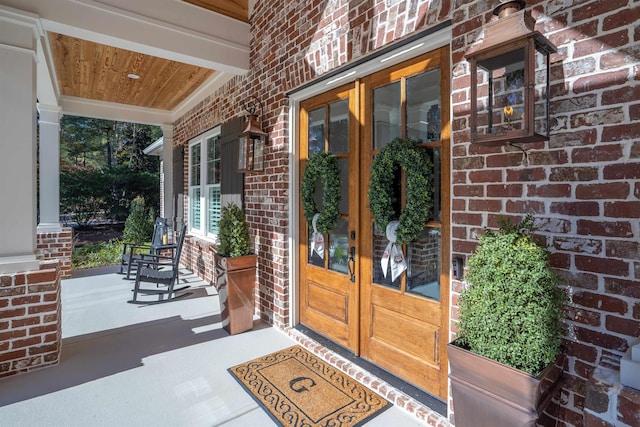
[37,223,63,233]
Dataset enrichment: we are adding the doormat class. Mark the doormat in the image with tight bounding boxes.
[228,345,390,427]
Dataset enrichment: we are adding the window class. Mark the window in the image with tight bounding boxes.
[189,126,222,238]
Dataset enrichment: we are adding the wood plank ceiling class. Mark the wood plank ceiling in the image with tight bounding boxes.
[48,0,248,111]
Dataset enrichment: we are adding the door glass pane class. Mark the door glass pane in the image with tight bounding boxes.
[329,218,349,274]
[427,147,441,222]
[373,81,401,149]
[406,68,441,142]
[407,227,441,301]
[329,99,349,154]
[308,107,325,155]
[372,223,401,290]
[308,224,325,268]
[338,157,349,215]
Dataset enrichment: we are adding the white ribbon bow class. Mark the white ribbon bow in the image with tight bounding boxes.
[381,221,407,282]
[310,213,325,259]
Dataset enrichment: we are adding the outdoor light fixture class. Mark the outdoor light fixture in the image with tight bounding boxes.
[466,0,557,146]
[238,96,268,172]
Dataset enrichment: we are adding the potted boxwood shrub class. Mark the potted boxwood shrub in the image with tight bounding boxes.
[448,216,566,427]
[214,203,256,335]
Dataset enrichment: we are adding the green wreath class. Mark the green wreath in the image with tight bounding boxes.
[301,151,341,234]
[368,138,434,245]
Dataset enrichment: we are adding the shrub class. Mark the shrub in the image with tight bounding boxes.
[217,203,251,258]
[123,196,155,244]
[457,216,566,376]
[72,240,123,269]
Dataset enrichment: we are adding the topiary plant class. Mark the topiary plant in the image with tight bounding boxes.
[217,203,252,258]
[457,215,566,376]
[123,195,155,244]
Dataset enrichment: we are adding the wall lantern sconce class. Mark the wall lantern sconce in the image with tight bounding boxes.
[466,0,557,147]
[238,96,268,173]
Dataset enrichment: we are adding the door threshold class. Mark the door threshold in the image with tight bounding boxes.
[291,324,448,420]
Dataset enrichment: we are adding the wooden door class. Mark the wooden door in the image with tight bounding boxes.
[299,85,360,352]
[298,46,450,400]
[359,47,450,400]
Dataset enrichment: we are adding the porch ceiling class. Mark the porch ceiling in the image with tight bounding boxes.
[0,0,251,125]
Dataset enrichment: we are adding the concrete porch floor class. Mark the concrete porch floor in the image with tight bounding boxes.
[0,267,432,426]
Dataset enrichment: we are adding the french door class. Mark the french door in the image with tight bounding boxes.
[299,46,450,400]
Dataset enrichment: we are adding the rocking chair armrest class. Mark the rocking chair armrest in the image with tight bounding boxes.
[135,258,173,269]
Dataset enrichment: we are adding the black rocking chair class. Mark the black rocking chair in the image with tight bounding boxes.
[128,223,191,304]
[120,217,171,279]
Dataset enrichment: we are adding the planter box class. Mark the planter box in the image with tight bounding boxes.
[448,341,564,427]
[215,254,257,335]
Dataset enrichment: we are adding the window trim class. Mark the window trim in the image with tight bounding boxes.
[188,125,221,241]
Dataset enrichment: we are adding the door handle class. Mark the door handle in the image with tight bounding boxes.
[348,246,356,282]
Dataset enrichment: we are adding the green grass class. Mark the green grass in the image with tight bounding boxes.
[72,239,123,269]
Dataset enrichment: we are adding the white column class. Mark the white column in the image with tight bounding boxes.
[162,124,175,221]
[37,104,62,233]
[0,7,41,273]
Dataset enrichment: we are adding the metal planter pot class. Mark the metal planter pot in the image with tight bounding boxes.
[447,341,564,427]
[215,254,257,335]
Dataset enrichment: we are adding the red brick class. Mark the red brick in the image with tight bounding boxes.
[583,413,616,427]
[576,183,629,200]
[575,255,630,277]
[29,324,58,336]
[12,336,41,349]
[551,166,600,182]
[574,326,629,351]
[28,304,58,315]
[505,199,545,214]
[12,295,42,306]
[453,185,484,197]
[550,128,597,148]
[550,201,600,216]
[0,329,27,341]
[602,123,640,142]
[0,350,26,362]
[0,308,26,319]
[605,278,640,299]
[565,306,601,327]
[527,150,568,166]
[468,199,501,212]
[606,241,640,260]
[605,316,640,336]
[453,156,484,170]
[0,287,25,297]
[578,220,633,238]
[468,169,502,183]
[617,387,640,426]
[572,0,628,24]
[558,270,599,290]
[29,343,58,355]
[505,167,546,182]
[527,184,571,198]
[486,184,523,198]
[603,163,640,180]
[604,201,640,218]
[603,6,640,31]
[573,143,625,164]
[485,152,523,168]
[12,317,39,328]
[554,236,602,254]
[26,270,57,284]
[565,341,598,364]
[573,68,629,94]
[573,30,629,59]
[602,85,640,106]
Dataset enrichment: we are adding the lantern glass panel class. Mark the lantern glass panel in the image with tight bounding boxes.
[253,136,264,171]
[238,135,248,171]
[534,46,551,137]
[476,47,526,138]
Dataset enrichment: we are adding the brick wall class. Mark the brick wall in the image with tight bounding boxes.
[450,1,640,425]
[0,260,62,378]
[37,227,73,279]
